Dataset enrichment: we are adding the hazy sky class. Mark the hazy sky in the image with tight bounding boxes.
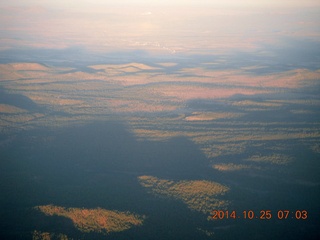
[3,0,320,8]
[1,0,319,53]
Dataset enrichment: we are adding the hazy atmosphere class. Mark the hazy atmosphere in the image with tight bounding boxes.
[0,1,320,239]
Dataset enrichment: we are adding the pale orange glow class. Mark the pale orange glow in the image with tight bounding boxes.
[2,3,319,52]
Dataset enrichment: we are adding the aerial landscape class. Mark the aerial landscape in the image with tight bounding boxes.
[0,0,319,239]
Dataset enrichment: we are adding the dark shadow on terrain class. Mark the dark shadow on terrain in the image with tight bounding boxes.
[1,90,319,239]
[0,88,42,112]
[0,120,212,240]
[27,121,210,176]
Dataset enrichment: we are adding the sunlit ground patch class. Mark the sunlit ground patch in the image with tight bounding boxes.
[0,104,27,114]
[36,205,145,234]
[138,176,229,215]
[157,62,178,67]
[231,100,283,108]
[185,112,243,121]
[246,154,292,165]
[212,163,257,172]
[32,231,68,240]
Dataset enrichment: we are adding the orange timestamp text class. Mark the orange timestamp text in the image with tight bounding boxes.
[211,210,308,220]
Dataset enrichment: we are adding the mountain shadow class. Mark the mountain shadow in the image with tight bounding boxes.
[0,88,41,112]
[0,120,212,240]
[17,121,209,178]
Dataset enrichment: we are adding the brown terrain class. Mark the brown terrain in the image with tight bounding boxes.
[138,176,229,214]
[36,205,145,234]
